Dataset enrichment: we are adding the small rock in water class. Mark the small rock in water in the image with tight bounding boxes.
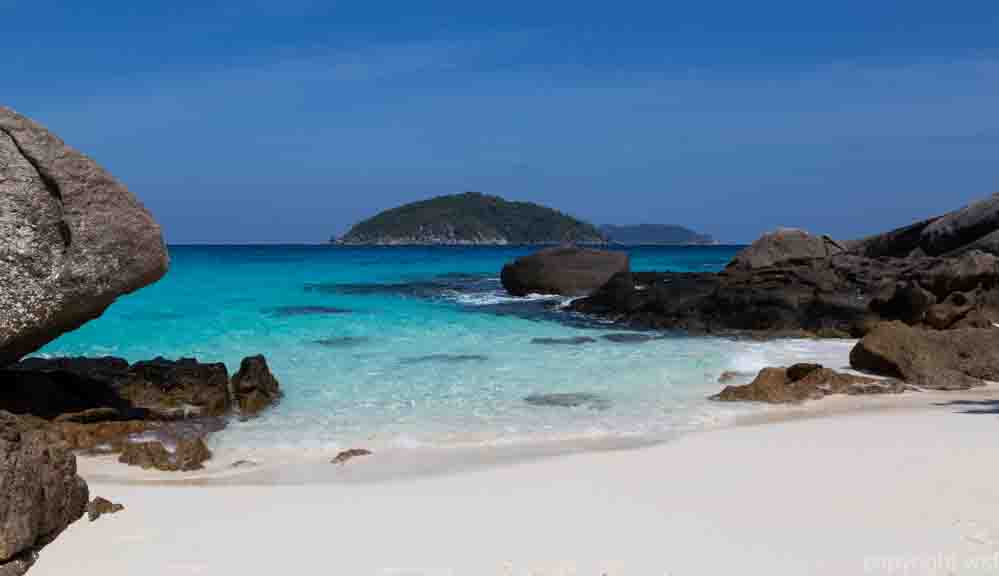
[230,459,258,468]
[524,393,610,410]
[602,333,659,344]
[332,449,372,465]
[531,336,598,346]
[87,497,124,522]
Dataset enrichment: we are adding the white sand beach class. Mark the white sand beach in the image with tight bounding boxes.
[33,388,999,576]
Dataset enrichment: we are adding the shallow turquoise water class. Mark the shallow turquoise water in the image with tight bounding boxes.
[38,245,856,460]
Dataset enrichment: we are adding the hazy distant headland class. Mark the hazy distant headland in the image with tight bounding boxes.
[333,192,713,246]
[601,224,715,246]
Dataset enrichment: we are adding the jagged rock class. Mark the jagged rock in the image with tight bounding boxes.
[850,321,999,389]
[0,106,169,366]
[86,497,124,522]
[124,357,231,419]
[0,412,88,572]
[711,364,905,403]
[727,228,844,270]
[117,437,211,472]
[230,355,282,417]
[501,247,629,297]
[331,449,372,465]
[571,251,999,335]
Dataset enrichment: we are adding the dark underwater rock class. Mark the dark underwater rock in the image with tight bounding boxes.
[531,336,598,346]
[524,393,610,410]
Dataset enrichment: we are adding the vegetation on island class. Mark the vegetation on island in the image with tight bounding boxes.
[335,192,606,245]
[601,224,714,245]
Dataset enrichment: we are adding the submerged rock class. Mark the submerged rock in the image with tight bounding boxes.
[711,364,906,404]
[267,306,352,317]
[0,106,169,366]
[314,336,369,348]
[501,246,629,297]
[530,336,598,346]
[850,321,999,389]
[524,393,610,410]
[401,354,488,365]
[601,333,659,344]
[0,412,88,573]
[86,497,124,522]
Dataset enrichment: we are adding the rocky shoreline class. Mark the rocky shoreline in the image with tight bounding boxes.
[501,194,999,404]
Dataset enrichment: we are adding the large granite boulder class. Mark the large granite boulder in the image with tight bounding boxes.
[727,228,845,270]
[850,321,999,389]
[711,364,905,404]
[0,411,88,575]
[230,355,282,417]
[850,193,999,258]
[0,106,169,366]
[501,246,629,297]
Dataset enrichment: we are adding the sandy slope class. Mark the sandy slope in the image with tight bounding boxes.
[34,395,999,575]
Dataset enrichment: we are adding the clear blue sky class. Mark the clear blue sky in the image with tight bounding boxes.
[4,1,998,243]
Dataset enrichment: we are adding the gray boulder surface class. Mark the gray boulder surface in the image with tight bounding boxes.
[728,228,845,270]
[0,106,169,366]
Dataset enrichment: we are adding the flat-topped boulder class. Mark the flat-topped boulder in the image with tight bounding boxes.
[727,228,845,270]
[501,246,630,297]
[0,106,169,366]
[850,321,999,389]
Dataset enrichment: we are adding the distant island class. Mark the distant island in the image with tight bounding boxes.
[601,224,715,245]
[334,192,606,245]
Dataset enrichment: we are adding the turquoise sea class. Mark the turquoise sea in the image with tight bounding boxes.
[38,245,856,462]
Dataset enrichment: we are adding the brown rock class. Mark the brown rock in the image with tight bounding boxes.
[117,437,211,472]
[727,228,844,270]
[0,107,169,365]
[0,412,88,570]
[86,497,124,522]
[711,365,904,404]
[332,448,372,465]
[850,321,999,389]
[501,247,630,297]
[230,355,282,417]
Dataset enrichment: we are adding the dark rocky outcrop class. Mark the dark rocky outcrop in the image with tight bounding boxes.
[0,106,169,366]
[569,195,999,336]
[0,412,88,575]
[1,355,279,472]
[711,364,906,403]
[501,247,630,297]
[850,322,999,389]
[230,355,282,417]
[850,193,999,258]
[571,251,999,336]
[727,228,845,270]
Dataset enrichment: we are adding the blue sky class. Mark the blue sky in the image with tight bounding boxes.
[3,1,998,243]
